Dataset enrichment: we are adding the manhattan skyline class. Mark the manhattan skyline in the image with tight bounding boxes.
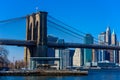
[0,0,120,61]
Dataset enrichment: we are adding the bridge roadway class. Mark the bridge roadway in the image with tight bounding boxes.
[48,42,120,50]
[0,39,36,46]
[0,39,120,50]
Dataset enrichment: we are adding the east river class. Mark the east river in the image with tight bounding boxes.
[1,70,120,80]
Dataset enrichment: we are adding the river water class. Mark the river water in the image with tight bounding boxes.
[1,70,120,80]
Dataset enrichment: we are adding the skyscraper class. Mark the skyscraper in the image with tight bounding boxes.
[73,48,84,67]
[98,32,106,62]
[111,30,117,45]
[106,26,111,45]
[98,27,118,63]
[110,30,117,63]
[84,34,93,66]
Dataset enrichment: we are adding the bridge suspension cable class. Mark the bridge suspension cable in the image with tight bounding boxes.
[48,20,83,40]
[48,15,99,43]
[48,15,86,35]
[0,16,26,24]
[48,19,85,38]
[48,15,105,44]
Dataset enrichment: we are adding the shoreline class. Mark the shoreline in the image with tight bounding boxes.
[0,70,88,76]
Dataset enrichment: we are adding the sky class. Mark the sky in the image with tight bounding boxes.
[0,0,120,61]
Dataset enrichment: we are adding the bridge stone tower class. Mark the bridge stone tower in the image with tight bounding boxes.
[24,12,48,69]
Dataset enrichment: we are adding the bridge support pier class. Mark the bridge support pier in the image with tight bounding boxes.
[24,12,48,69]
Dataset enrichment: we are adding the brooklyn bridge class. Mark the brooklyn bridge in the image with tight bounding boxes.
[0,11,120,69]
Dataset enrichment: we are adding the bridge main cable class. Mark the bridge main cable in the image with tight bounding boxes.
[0,16,26,23]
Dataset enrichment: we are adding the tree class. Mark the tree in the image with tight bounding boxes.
[0,46,8,57]
[0,46,9,65]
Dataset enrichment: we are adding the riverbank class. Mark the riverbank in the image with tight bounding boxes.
[0,70,88,76]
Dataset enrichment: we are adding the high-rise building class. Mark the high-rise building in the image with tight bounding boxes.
[98,32,106,62]
[98,27,118,63]
[73,48,84,67]
[110,30,117,63]
[111,30,117,45]
[84,34,93,66]
[105,27,114,62]
[69,50,75,67]
[106,26,111,45]
[55,39,70,70]
[92,49,98,62]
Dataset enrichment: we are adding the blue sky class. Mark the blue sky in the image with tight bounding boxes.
[0,0,120,61]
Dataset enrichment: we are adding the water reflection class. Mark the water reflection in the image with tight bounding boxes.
[24,76,47,80]
[24,76,64,80]
[0,76,24,80]
[1,71,120,80]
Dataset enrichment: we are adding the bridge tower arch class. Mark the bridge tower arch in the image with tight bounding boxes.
[24,12,48,69]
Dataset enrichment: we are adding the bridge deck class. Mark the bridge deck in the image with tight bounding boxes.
[48,42,120,50]
[0,39,119,50]
[0,39,35,46]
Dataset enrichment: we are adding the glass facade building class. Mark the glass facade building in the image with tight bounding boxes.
[84,34,93,66]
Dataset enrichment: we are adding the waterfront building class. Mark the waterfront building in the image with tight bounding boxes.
[55,39,70,70]
[84,34,93,66]
[98,61,118,68]
[73,48,84,67]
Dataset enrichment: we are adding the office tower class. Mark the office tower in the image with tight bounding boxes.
[92,49,98,66]
[105,27,112,62]
[92,49,98,62]
[73,48,84,67]
[111,30,117,45]
[110,30,117,63]
[106,26,111,45]
[98,32,106,62]
[84,34,93,66]
[55,39,70,70]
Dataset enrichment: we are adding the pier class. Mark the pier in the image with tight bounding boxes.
[0,70,88,76]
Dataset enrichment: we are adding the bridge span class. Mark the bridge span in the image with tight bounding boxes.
[0,39,120,50]
[0,39,35,46]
